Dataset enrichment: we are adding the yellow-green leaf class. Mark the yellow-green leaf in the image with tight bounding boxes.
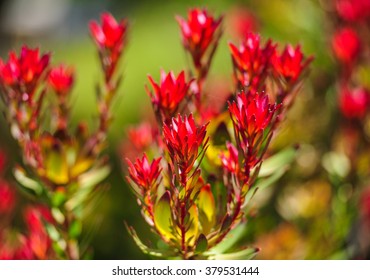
[197,184,216,235]
[154,191,173,241]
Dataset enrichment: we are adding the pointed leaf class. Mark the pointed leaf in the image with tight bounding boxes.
[258,147,297,177]
[197,184,216,235]
[208,222,247,254]
[154,191,173,240]
[195,234,208,253]
[208,247,259,260]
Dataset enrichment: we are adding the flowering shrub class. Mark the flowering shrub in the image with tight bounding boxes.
[0,13,127,259]
[124,8,312,260]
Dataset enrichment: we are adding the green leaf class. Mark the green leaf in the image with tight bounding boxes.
[258,147,297,177]
[197,184,216,235]
[208,222,247,254]
[154,191,173,240]
[208,247,259,260]
[125,223,176,258]
[195,234,208,253]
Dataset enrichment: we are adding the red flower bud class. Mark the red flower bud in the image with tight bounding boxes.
[229,33,275,89]
[48,64,74,95]
[0,46,50,98]
[163,114,208,180]
[146,71,190,119]
[89,12,127,51]
[176,8,222,68]
[339,87,369,119]
[220,142,239,174]
[272,44,313,83]
[336,0,370,22]
[332,27,361,65]
[127,154,162,191]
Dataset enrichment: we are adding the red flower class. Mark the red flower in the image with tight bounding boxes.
[332,27,361,65]
[127,154,162,191]
[220,142,239,174]
[163,114,208,182]
[272,44,313,83]
[336,0,370,22]
[89,12,127,50]
[89,12,128,83]
[229,33,275,89]
[48,64,74,95]
[339,87,369,119]
[24,206,53,260]
[127,122,158,151]
[0,181,15,215]
[0,46,50,98]
[229,92,278,138]
[146,71,190,119]
[176,8,222,68]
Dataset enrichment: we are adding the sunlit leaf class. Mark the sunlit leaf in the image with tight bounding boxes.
[14,166,43,195]
[197,184,216,235]
[208,247,259,260]
[258,147,297,177]
[208,222,247,254]
[154,191,173,241]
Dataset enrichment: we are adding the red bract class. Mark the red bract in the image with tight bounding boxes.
[220,142,239,174]
[24,206,53,260]
[272,44,313,83]
[48,64,74,95]
[336,0,370,22]
[229,33,275,89]
[146,71,190,119]
[339,87,369,119]
[127,122,158,151]
[332,27,361,66]
[0,46,50,98]
[229,92,278,138]
[127,154,162,191]
[89,12,127,50]
[176,8,222,68]
[90,12,127,83]
[163,114,208,182]
[0,181,15,214]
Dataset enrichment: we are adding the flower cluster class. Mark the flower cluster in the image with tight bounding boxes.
[0,12,127,259]
[124,7,312,260]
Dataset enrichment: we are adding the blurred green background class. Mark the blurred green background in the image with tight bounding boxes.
[0,0,347,259]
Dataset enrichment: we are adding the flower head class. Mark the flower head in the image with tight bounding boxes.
[24,206,53,260]
[0,46,50,98]
[127,154,162,192]
[89,12,127,50]
[176,8,222,68]
[146,71,190,119]
[48,64,74,95]
[229,33,275,89]
[339,87,369,119]
[332,27,361,65]
[163,114,208,180]
[229,91,278,138]
[272,44,313,83]
[220,142,239,174]
[336,0,370,22]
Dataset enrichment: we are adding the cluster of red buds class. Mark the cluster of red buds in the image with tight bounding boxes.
[125,8,312,259]
[331,0,370,121]
[0,12,127,259]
